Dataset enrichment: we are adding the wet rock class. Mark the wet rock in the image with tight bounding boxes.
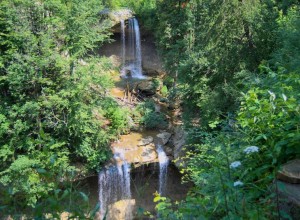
[156,131,172,146]
[172,126,187,168]
[164,146,173,156]
[138,136,154,146]
[106,199,135,220]
[137,80,157,96]
[137,79,162,95]
[124,69,132,77]
[277,159,300,184]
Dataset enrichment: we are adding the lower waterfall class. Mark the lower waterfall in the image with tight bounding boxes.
[98,152,132,219]
[157,145,169,196]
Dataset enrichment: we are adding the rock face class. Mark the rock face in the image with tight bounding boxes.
[156,131,172,146]
[143,67,163,77]
[172,126,187,168]
[100,9,133,24]
[106,199,135,220]
[138,136,154,146]
[164,146,173,157]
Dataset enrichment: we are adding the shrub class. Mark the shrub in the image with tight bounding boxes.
[161,85,168,97]
[136,100,168,129]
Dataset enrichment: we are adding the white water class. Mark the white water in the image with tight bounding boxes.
[120,17,145,79]
[98,151,131,218]
[133,18,142,77]
[121,19,126,73]
[157,145,169,196]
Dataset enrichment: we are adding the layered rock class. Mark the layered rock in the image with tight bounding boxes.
[100,9,133,25]
[156,131,172,146]
[138,136,154,146]
[172,126,187,168]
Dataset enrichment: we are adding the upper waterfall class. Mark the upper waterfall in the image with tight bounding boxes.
[120,17,145,79]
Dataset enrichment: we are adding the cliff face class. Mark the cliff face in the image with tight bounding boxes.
[100,8,134,24]
[97,31,163,74]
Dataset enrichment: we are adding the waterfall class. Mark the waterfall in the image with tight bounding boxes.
[157,145,169,196]
[120,17,144,79]
[98,152,131,218]
[120,19,126,76]
[128,18,135,65]
[133,18,142,77]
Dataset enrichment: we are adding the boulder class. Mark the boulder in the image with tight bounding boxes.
[137,80,157,96]
[156,132,172,146]
[138,136,154,146]
[164,146,173,156]
[277,159,300,184]
[106,199,136,220]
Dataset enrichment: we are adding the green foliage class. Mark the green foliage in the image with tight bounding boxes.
[162,76,174,89]
[161,85,168,97]
[151,78,161,91]
[153,2,300,220]
[157,67,300,217]
[0,170,100,219]
[272,6,300,72]
[0,0,129,212]
[106,0,158,31]
[238,71,300,163]
[136,100,168,129]
[155,0,280,126]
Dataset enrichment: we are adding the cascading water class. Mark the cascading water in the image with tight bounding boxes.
[121,19,126,73]
[157,145,169,196]
[133,18,142,77]
[120,17,144,79]
[98,151,132,218]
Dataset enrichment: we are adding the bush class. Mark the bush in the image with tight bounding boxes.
[161,85,168,97]
[136,100,168,129]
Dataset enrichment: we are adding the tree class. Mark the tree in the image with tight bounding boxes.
[0,0,128,212]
